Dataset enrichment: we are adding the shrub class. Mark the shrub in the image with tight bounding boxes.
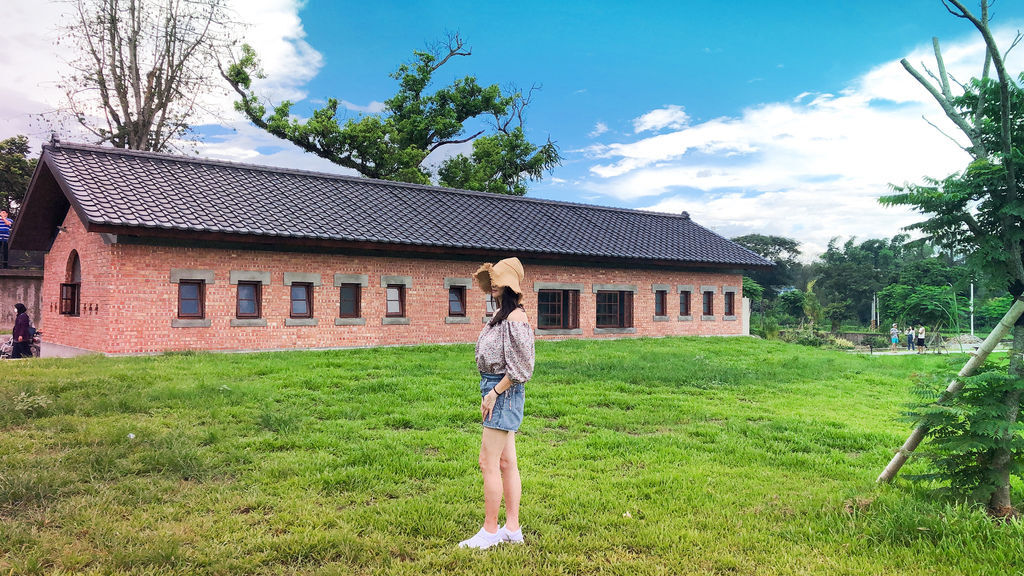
[866,335,890,349]
[908,362,1024,504]
[830,336,856,350]
[779,330,854,349]
[12,392,51,417]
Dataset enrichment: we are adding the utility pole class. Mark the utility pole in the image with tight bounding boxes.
[970,283,975,337]
[870,293,878,330]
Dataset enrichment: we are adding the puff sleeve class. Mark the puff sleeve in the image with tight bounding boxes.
[503,321,535,384]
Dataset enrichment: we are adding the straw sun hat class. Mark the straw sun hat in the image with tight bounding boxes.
[474,257,525,304]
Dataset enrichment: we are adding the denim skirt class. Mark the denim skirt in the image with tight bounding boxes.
[480,372,525,432]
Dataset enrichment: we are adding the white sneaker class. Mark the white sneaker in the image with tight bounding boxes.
[458,527,503,549]
[499,525,524,544]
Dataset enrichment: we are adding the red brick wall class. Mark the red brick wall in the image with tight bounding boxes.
[41,223,746,354]
[40,211,113,349]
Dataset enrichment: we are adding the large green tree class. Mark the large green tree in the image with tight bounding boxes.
[813,236,906,324]
[730,234,802,296]
[881,0,1023,514]
[0,136,38,215]
[225,35,560,195]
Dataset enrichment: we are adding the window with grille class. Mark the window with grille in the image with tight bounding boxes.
[59,283,80,316]
[596,291,634,328]
[537,289,579,329]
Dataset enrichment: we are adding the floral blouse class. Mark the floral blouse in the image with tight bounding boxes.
[475,319,535,384]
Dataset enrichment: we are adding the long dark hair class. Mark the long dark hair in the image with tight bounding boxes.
[489,286,523,326]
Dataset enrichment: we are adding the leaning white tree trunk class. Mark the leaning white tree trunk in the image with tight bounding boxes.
[877,297,1024,483]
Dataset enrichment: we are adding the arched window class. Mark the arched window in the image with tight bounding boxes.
[60,251,81,316]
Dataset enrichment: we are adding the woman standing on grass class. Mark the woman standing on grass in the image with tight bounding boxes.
[459,257,535,550]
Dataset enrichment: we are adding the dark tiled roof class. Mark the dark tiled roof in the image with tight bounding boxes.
[34,143,771,268]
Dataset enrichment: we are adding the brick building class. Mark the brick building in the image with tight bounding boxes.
[10,143,770,355]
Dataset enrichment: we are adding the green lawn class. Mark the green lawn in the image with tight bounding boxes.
[1,338,1021,575]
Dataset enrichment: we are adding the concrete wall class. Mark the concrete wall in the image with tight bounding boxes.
[41,213,747,354]
[0,269,43,329]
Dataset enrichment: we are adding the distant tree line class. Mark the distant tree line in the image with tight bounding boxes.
[733,233,1008,336]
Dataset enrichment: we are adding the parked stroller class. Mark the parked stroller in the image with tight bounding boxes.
[0,328,41,359]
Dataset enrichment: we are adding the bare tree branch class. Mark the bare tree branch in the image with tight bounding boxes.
[428,130,485,152]
[944,0,1018,199]
[921,115,972,151]
[900,58,986,156]
[58,0,233,152]
[933,38,952,99]
[428,32,471,73]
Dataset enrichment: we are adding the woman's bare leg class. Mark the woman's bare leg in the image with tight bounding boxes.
[500,431,521,531]
[479,427,508,532]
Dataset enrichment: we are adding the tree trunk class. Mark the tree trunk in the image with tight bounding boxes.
[987,321,1024,514]
[877,297,1024,483]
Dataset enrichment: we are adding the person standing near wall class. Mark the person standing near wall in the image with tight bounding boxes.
[905,326,916,351]
[11,302,32,358]
[890,323,900,352]
[0,211,11,268]
[917,325,927,354]
[459,257,535,549]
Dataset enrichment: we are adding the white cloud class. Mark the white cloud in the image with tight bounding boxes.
[340,100,387,114]
[581,27,1024,258]
[632,104,689,133]
[221,0,323,106]
[589,121,608,138]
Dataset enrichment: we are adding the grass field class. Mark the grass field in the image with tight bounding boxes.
[1,337,1021,575]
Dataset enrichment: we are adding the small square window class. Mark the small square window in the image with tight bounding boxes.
[654,290,667,316]
[448,286,466,317]
[179,281,205,319]
[237,282,261,319]
[339,284,361,318]
[290,283,313,318]
[703,291,714,316]
[386,285,406,317]
[60,283,80,316]
[680,291,692,316]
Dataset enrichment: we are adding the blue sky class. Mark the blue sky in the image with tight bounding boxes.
[293,1,975,132]
[3,0,1024,257]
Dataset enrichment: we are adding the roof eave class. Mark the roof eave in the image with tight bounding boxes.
[8,151,83,251]
[88,223,767,271]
